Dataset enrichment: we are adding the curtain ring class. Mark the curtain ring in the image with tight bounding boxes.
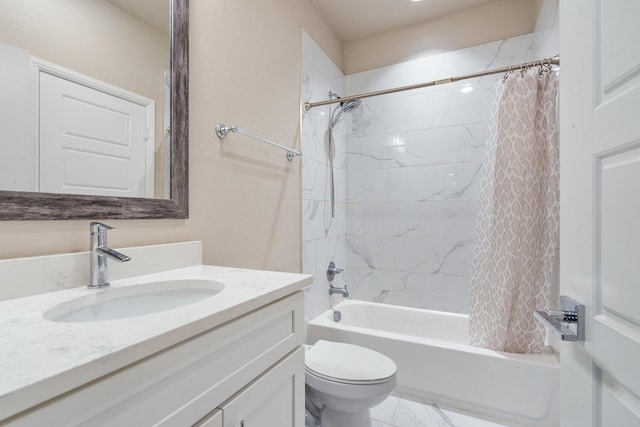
[502,66,512,84]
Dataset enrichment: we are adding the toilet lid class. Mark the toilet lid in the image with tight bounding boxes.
[305,340,397,384]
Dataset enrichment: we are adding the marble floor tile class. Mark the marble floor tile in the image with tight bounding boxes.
[391,398,451,427]
[375,394,511,427]
[308,393,511,427]
[371,394,400,423]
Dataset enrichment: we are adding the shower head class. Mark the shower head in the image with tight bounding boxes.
[339,98,361,113]
[330,96,361,127]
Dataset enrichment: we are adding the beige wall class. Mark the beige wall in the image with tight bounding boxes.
[343,0,536,74]
[0,0,169,95]
[0,0,341,276]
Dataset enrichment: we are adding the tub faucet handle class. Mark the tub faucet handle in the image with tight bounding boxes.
[327,261,343,282]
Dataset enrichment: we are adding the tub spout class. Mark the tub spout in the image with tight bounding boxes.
[329,284,349,298]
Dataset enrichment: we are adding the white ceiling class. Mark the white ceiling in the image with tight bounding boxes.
[106,0,170,36]
[311,0,501,42]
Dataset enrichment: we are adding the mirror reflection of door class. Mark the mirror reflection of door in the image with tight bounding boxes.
[39,71,153,198]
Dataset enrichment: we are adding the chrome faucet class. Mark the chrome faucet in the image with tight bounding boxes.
[329,284,349,298]
[327,261,349,297]
[89,222,131,289]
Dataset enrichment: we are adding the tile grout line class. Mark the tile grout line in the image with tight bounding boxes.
[389,395,401,425]
[430,402,458,427]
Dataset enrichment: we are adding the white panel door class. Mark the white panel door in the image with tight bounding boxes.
[39,71,149,197]
[560,0,640,425]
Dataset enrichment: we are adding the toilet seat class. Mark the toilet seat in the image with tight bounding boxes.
[305,340,397,385]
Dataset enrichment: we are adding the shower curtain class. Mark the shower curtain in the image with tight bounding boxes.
[469,70,559,354]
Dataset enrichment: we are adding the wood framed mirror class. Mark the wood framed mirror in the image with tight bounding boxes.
[0,0,188,220]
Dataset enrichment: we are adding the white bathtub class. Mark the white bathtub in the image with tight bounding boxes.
[307,300,559,427]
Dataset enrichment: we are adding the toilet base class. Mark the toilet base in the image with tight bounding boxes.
[320,407,372,427]
[305,409,320,427]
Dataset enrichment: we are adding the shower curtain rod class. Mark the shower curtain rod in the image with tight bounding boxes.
[303,55,560,111]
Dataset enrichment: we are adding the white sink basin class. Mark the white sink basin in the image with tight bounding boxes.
[44,279,225,323]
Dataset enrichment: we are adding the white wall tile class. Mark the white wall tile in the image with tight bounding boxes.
[373,271,446,311]
[446,275,471,314]
[346,236,395,271]
[301,198,323,241]
[303,30,545,318]
[316,236,346,279]
[344,268,375,301]
[301,31,348,321]
[394,123,489,168]
[342,33,537,315]
[301,157,327,201]
[419,200,479,238]
[301,240,316,276]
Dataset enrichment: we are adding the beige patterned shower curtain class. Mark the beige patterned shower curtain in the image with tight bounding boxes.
[469,71,559,354]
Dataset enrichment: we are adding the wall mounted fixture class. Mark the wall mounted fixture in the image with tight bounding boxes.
[216,123,302,161]
[534,295,585,341]
[326,261,343,282]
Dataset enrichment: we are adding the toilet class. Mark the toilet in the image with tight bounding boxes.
[305,340,397,427]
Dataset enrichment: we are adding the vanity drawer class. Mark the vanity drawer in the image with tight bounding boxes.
[4,292,304,427]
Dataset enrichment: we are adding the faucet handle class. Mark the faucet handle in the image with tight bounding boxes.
[327,261,344,282]
[90,222,116,234]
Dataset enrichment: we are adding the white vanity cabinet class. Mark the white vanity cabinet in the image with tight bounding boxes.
[3,292,305,427]
[219,347,304,427]
[193,410,222,427]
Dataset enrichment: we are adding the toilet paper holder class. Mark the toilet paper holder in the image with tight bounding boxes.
[534,295,585,342]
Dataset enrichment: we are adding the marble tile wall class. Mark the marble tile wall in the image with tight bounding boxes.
[533,0,560,59]
[300,31,348,321]
[302,15,557,318]
[343,33,541,314]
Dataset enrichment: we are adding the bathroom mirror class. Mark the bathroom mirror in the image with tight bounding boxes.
[0,0,188,220]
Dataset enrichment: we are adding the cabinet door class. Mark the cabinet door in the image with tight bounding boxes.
[220,347,304,427]
[194,409,222,427]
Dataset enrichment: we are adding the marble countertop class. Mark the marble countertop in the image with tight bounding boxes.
[0,265,312,421]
